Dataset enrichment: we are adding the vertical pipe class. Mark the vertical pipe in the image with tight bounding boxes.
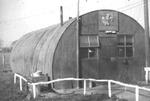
[76,0,80,89]
[143,0,150,67]
[60,6,63,26]
[124,36,126,58]
[88,37,90,59]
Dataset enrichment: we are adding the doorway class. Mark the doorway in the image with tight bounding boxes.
[99,35,118,80]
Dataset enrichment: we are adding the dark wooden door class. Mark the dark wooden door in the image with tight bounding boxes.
[99,36,118,80]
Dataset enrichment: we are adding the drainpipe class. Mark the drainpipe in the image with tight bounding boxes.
[143,0,150,67]
[76,0,80,89]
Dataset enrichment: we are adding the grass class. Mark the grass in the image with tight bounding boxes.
[34,94,110,101]
[0,70,127,101]
[0,71,28,101]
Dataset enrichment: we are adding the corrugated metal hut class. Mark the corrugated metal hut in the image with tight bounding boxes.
[10,10,145,89]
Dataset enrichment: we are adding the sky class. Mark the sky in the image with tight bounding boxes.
[0,0,149,47]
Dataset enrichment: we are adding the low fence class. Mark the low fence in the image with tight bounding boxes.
[14,73,150,101]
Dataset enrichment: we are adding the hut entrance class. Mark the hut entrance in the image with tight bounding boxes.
[79,35,100,87]
[79,47,99,78]
[79,47,99,87]
[99,36,118,80]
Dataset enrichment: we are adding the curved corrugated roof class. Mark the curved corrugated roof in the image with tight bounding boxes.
[10,18,75,77]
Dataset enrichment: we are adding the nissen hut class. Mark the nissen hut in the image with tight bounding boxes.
[10,10,145,89]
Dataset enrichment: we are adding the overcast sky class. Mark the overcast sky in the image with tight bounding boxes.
[0,0,149,46]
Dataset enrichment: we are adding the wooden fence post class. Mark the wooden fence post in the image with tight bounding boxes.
[14,73,16,84]
[83,80,86,95]
[135,86,139,101]
[108,80,111,98]
[19,77,22,91]
[32,84,36,98]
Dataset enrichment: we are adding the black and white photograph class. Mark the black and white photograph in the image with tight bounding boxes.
[0,0,150,101]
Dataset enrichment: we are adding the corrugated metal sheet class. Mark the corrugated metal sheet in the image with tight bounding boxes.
[10,19,75,77]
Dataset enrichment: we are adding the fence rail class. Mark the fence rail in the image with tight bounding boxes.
[14,73,150,101]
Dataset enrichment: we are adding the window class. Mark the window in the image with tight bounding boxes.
[80,35,99,59]
[88,48,97,58]
[117,34,134,58]
[80,48,98,59]
[80,36,99,47]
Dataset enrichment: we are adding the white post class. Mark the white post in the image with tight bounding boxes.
[32,84,36,98]
[144,67,150,84]
[14,73,16,84]
[145,70,148,84]
[19,77,22,91]
[108,80,111,98]
[135,86,139,101]
[83,80,86,95]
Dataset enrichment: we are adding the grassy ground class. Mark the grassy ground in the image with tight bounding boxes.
[0,52,28,101]
[0,67,123,101]
[1,70,150,101]
[0,71,28,101]
[0,71,117,101]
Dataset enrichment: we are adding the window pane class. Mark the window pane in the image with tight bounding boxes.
[126,35,133,45]
[126,42,133,46]
[118,42,124,46]
[89,36,99,47]
[118,35,124,45]
[89,48,97,58]
[118,47,125,57]
[126,47,133,57]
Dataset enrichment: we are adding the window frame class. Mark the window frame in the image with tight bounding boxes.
[117,34,134,58]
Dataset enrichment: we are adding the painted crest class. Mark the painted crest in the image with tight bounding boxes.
[101,13,113,26]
